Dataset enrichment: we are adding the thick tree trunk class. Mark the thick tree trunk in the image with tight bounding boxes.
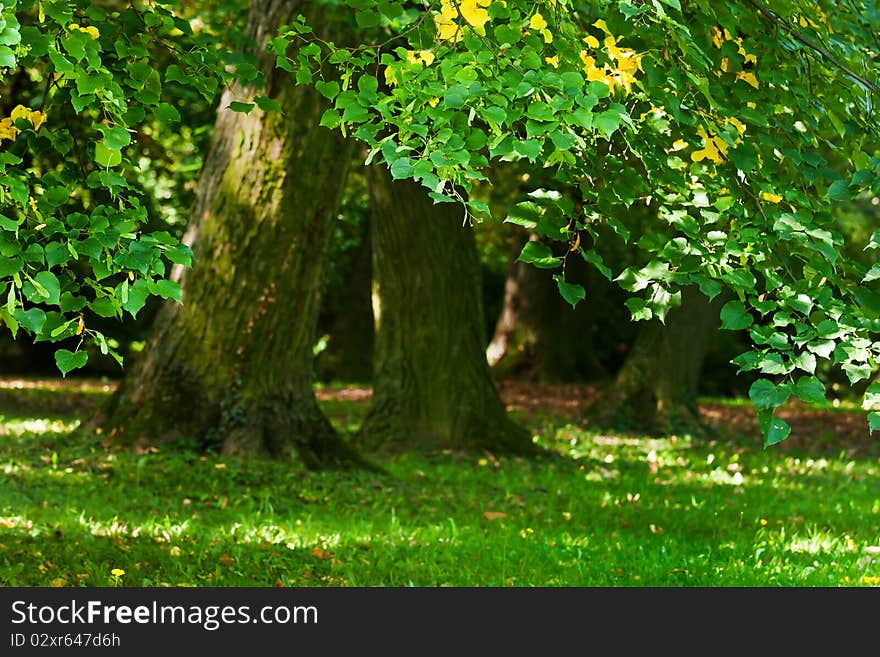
[487,230,608,383]
[98,1,362,468]
[358,167,536,454]
[597,286,725,435]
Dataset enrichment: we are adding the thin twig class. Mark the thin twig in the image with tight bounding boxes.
[744,0,879,95]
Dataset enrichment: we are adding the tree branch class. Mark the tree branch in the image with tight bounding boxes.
[744,0,880,96]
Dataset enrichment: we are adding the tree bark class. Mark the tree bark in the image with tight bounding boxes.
[97,0,363,468]
[597,286,726,435]
[358,167,536,454]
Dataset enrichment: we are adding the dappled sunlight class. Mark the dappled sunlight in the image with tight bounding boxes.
[0,417,79,436]
[0,378,116,393]
[2,378,880,586]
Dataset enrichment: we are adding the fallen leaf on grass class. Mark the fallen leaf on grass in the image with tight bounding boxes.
[483,511,507,521]
[50,578,67,587]
[218,553,234,566]
[312,547,333,560]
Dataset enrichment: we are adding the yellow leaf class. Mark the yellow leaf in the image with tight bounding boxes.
[407,50,435,67]
[579,51,595,72]
[761,191,783,203]
[384,65,398,86]
[691,126,727,164]
[50,577,67,587]
[529,12,547,31]
[483,511,507,521]
[0,117,19,142]
[726,116,747,136]
[736,71,759,88]
[10,105,30,122]
[434,3,461,42]
[545,55,559,68]
[29,110,47,131]
[457,0,491,31]
[583,34,599,48]
[671,139,689,151]
[593,18,610,34]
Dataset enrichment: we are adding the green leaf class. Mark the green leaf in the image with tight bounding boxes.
[593,111,621,138]
[553,275,585,308]
[54,349,88,377]
[720,300,752,330]
[228,101,255,114]
[757,410,791,447]
[868,412,880,434]
[514,139,542,161]
[315,80,340,100]
[14,307,47,334]
[794,376,825,405]
[389,157,413,180]
[33,272,60,306]
[153,279,181,302]
[121,280,150,317]
[95,142,122,168]
[156,103,181,124]
[516,240,561,269]
[749,379,790,410]
[0,45,15,68]
[825,179,851,201]
[504,202,541,230]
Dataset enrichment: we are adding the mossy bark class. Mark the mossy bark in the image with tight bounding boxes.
[358,167,535,455]
[597,286,725,435]
[98,0,362,468]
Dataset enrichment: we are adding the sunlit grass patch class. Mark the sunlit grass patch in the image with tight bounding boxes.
[1,380,879,587]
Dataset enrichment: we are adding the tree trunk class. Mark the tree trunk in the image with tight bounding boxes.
[98,0,363,468]
[315,211,374,383]
[358,167,536,454]
[597,286,725,435]
[487,230,609,383]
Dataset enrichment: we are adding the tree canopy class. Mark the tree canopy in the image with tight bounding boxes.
[2,0,879,447]
[281,0,880,445]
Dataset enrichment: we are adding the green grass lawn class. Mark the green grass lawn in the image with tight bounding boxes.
[1,379,879,587]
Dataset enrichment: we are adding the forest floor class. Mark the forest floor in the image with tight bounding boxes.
[313,379,876,457]
[0,375,875,455]
[1,375,879,587]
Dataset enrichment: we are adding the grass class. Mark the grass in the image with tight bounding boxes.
[1,379,879,587]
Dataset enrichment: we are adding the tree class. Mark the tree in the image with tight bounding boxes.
[596,285,726,434]
[486,226,621,382]
[99,0,364,467]
[358,164,535,453]
[285,0,880,446]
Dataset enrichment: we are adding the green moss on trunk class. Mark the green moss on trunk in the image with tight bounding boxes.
[359,167,536,455]
[99,0,364,469]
